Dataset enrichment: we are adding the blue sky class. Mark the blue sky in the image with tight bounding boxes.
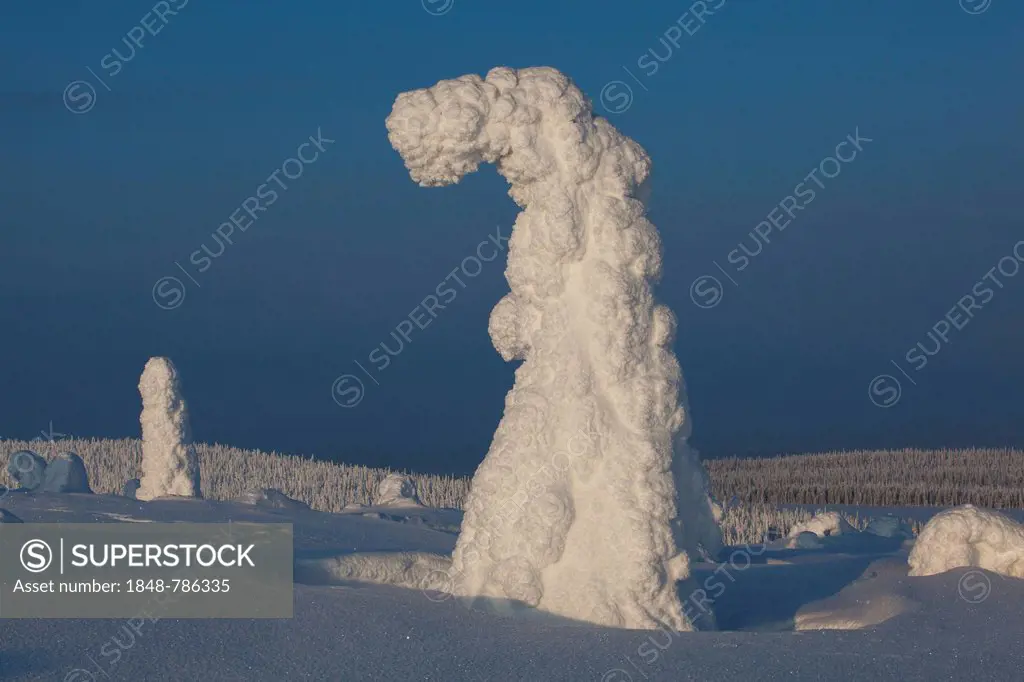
[1,0,1022,474]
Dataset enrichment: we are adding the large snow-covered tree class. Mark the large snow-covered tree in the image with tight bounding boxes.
[386,67,721,630]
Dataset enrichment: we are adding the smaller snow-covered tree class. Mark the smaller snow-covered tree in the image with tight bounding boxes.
[137,357,201,500]
[375,473,421,507]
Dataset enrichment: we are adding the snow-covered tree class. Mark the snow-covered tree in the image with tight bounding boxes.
[386,66,721,630]
[375,473,421,507]
[136,357,201,500]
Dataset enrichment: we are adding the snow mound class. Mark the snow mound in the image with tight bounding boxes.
[908,505,1024,578]
[239,488,310,511]
[797,594,913,631]
[789,511,855,539]
[865,515,914,539]
[796,557,917,631]
[762,530,823,552]
[6,450,47,491]
[137,357,202,500]
[375,473,421,507]
[295,551,453,593]
[387,66,720,631]
[789,531,824,549]
[39,452,92,493]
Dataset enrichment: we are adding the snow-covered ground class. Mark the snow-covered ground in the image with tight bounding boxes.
[2,492,1023,681]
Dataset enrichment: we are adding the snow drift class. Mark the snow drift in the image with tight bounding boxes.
[796,557,916,631]
[386,66,721,630]
[295,551,452,593]
[137,357,201,500]
[908,505,1024,578]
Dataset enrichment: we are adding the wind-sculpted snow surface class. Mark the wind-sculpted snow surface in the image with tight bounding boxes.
[909,505,1024,578]
[137,357,201,500]
[386,67,721,630]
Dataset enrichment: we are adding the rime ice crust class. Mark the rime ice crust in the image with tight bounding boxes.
[386,67,721,630]
[137,357,201,500]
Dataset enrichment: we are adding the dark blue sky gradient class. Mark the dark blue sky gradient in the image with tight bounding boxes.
[1,0,1022,475]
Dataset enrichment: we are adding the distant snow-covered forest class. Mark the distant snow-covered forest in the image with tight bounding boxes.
[5,440,1020,512]
[6,439,1021,545]
[708,447,1024,508]
[5,440,1022,511]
